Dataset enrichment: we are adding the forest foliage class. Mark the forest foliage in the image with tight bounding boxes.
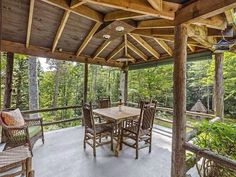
[1,52,236,129]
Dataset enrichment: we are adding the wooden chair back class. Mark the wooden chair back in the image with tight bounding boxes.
[82,102,95,129]
[97,96,111,108]
[138,101,157,131]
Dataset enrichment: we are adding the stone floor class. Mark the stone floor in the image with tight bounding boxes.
[32,126,172,177]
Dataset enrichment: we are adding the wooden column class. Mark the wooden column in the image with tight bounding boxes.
[3,52,14,109]
[171,24,188,177]
[214,53,224,120]
[120,68,128,105]
[83,63,88,103]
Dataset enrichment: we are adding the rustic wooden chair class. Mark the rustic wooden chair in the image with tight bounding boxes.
[0,109,44,155]
[96,96,111,123]
[82,102,114,157]
[120,101,157,159]
[97,96,111,109]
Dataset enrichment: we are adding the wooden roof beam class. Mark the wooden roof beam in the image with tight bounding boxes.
[76,22,101,56]
[193,15,227,30]
[41,0,103,22]
[106,42,125,61]
[127,41,148,61]
[70,0,87,8]
[129,34,160,59]
[153,38,173,56]
[137,19,174,29]
[104,10,146,22]
[2,40,123,68]
[187,24,216,49]
[52,10,70,52]
[147,0,162,11]
[86,0,181,20]
[26,0,35,48]
[92,40,111,59]
[175,0,236,25]
[131,29,174,37]
[225,9,235,24]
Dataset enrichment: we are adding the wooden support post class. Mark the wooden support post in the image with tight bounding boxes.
[120,68,128,105]
[3,52,14,109]
[214,53,224,120]
[171,24,188,177]
[83,63,88,103]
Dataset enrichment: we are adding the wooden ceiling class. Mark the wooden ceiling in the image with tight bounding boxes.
[1,0,236,68]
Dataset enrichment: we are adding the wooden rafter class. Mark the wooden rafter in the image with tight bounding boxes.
[52,10,70,52]
[137,19,174,29]
[76,22,101,56]
[127,41,148,61]
[175,0,236,25]
[147,0,162,11]
[86,0,181,20]
[41,0,103,22]
[26,0,35,48]
[70,0,87,8]
[106,42,125,61]
[104,10,146,22]
[129,34,160,59]
[187,44,195,52]
[92,40,111,59]
[208,27,234,37]
[153,38,173,56]
[2,40,123,68]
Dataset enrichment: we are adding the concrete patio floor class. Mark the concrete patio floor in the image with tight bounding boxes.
[32,126,172,177]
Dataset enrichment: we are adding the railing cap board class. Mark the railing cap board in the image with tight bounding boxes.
[184,142,236,171]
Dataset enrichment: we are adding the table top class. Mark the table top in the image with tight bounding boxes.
[93,106,141,122]
[0,146,31,169]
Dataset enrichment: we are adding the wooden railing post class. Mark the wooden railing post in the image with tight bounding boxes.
[82,62,88,126]
[120,67,128,105]
[214,53,224,121]
[83,62,88,103]
[171,24,188,177]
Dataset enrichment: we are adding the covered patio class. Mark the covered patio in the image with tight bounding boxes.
[0,0,236,177]
[32,126,172,177]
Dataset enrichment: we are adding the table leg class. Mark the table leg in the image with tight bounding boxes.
[26,157,32,177]
[115,122,122,157]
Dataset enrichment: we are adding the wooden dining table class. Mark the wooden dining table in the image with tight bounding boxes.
[93,105,141,156]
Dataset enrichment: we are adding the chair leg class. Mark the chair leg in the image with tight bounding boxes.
[149,134,152,153]
[83,135,86,149]
[93,136,96,157]
[135,140,139,159]
[111,131,113,151]
[120,129,123,150]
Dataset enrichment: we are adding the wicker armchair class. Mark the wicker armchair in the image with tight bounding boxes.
[120,101,157,159]
[82,102,114,157]
[0,111,44,155]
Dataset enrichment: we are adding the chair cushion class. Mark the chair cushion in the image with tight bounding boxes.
[28,126,41,138]
[1,108,25,126]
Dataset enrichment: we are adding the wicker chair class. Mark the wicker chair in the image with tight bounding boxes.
[0,111,44,155]
[120,101,157,159]
[82,102,114,157]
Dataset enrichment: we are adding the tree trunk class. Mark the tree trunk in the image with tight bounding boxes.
[28,56,39,118]
[214,53,224,120]
[171,24,188,177]
[3,52,14,109]
[120,68,128,105]
[83,63,88,103]
[15,60,23,108]
[92,65,97,101]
